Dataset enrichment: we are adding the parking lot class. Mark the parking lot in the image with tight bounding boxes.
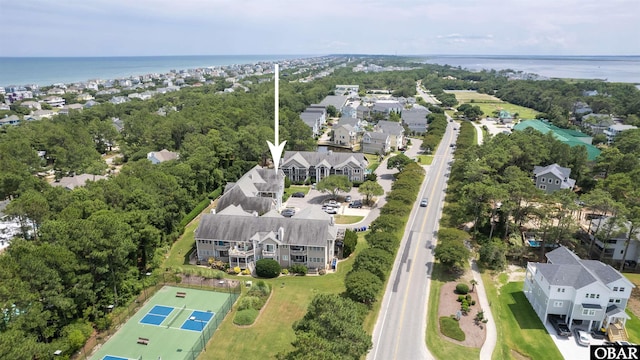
[283,187,370,224]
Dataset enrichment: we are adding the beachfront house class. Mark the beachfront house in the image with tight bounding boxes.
[524,246,634,341]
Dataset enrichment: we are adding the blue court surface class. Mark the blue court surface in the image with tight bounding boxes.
[140,313,165,326]
[102,356,128,360]
[180,311,215,332]
[149,305,174,316]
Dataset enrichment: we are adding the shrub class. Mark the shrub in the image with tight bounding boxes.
[289,264,308,275]
[457,295,465,302]
[237,296,262,311]
[319,269,326,275]
[241,269,251,275]
[255,259,281,278]
[465,294,472,302]
[281,268,289,275]
[233,266,241,274]
[471,300,476,306]
[233,308,259,326]
[455,283,469,295]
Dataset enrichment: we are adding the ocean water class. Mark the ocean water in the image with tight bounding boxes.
[422,55,640,84]
[0,55,309,87]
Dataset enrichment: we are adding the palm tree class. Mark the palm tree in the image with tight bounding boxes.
[470,279,478,293]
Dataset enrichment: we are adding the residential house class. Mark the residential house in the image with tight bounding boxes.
[83,100,99,109]
[319,95,348,113]
[333,124,358,147]
[587,217,640,263]
[31,109,56,120]
[604,124,638,145]
[111,117,124,132]
[44,96,65,108]
[0,199,21,250]
[573,101,593,116]
[401,106,430,134]
[581,114,614,135]
[583,90,599,97]
[20,101,41,110]
[362,132,390,155]
[52,174,108,190]
[357,105,371,120]
[341,105,357,118]
[300,111,323,137]
[194,204,338,272]
[47,88,65,95]
[59,104,84,115]
[147,149,179,164]
[215,166,285,215]
[109,96,129,105]
[0,103,9,111]
[77,93,94,102]
[0,115,21,126]
[306,105,327,123]
[337,116,362,131]
[524,246,634,338]
[376,120,405,150]
[280,151,368,183]
[532,163,576,194]
[372,100,402,118]
[335,85,359,96]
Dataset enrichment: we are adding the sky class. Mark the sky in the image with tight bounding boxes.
[1,0,639,57]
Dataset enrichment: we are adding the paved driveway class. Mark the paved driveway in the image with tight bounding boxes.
[544,321,606,359]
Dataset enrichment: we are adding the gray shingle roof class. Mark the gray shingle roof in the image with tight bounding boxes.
[195,212,335,247]
[51,173,108,190]
[215,166,283,214]
[282,151,367,169]
[401,107,430,124]
[536,263,597,288]
[319,95,348,109]
[581,260,623,284]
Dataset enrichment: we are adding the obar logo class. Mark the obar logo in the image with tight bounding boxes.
[591,345,640,360]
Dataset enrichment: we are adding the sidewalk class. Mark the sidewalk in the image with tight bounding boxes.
[471,260,497,359]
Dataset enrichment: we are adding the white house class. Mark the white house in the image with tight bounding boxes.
[44,96,65,108]
[524,246,634,340]
[362,132,390,155]
[376,120,405,150]
[588,217,640,263]
[333,124,358,147]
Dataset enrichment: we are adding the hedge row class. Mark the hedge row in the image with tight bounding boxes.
[422,114,448,153]
[178,187,221,229]
[345,162,425,305]
[455,121,476,150]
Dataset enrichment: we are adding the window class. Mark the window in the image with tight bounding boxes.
[553,301,563,307]
[561,288,565,292]
[620,287,625,292]
[282,255,288,261]
[555,179,560,185]
[582,309,596,316]
[590,294,596,299]
[265,244,275,252]
[585,293,589,298]
[541,178,546,183]
[539,185,546,190]
[613,287,619,291]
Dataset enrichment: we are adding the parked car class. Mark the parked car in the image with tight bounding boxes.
[420,198,428,207]
[574,329,590,347]
[349,200,363,208]
[281,208,295,217]
[323,206,337,214]
[324,200,339,208]
[344,195,352,203]
[291,192,305,198]
[549,315,571,337]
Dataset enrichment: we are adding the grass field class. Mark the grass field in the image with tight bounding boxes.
[284,185,310,201]
[483,276,563,360]
[416,155,433,165]
[446,90,540,120]
[365,153,381,172]
[200,233,368,360]
[90,286,233,360]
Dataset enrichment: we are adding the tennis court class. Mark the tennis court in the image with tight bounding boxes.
[89,286,235,360]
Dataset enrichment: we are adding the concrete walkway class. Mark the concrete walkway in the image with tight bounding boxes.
[471,260,497,359]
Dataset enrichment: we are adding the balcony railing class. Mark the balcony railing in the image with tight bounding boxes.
[229,247,253,256]
[262,250,276,257]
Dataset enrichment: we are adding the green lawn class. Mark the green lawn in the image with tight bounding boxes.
[165,220,200,269]
[426,263,480,359]
[483,276,563,360]
[416,155,433,165]
[284,185,310,201]
[333,215,365,224]
[447,90,540,120]
[199,234,368,360]
[365,153,381,172]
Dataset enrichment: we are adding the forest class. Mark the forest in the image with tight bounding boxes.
[1,56,640,358]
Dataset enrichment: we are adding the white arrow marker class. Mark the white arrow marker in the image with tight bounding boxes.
[267,64,286,173]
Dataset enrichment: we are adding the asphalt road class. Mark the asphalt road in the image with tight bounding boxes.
[368,121,457,360]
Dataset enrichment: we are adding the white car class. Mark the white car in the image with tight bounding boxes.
[574,329,590,347]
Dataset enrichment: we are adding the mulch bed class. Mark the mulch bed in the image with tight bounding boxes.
[437,281,486,348]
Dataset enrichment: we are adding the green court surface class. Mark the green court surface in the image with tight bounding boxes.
[90,286,234,360]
